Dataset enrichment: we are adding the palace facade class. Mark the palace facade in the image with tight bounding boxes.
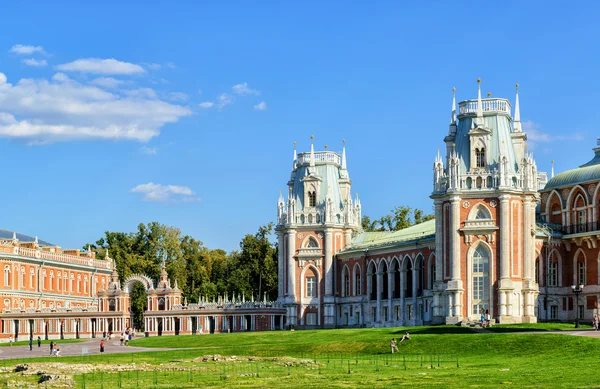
[0,233,284,341]
[276,80,600,328]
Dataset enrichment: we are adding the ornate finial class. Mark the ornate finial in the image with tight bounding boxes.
[516,83,519,89]
[324,144,328,149]
[477,78,481,83]
[487,92,491,97]
[452,87,456,92]
[342,139,346,145]
[437,147,440,151]
[310,135,314,140]
[293,141,296,147]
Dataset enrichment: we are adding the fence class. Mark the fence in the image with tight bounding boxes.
[0,351,459,388]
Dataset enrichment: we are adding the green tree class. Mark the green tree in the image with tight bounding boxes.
[361,206,434,232]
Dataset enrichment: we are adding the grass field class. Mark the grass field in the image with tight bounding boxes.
[1,325,599,388]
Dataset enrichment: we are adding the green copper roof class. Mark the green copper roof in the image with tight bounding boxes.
[455,106,518,174]
[342,219,436,253]
[545,147,600,190]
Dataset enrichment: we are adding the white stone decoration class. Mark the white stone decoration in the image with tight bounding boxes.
[462,201,470,208]
[490,200,497,208]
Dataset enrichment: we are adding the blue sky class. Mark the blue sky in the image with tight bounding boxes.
[0,1,599,251]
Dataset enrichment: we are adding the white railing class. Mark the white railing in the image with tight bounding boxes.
[1,245,111,269]
[297,151,341,165]
[458,98,511,116]
[434,172,529,193]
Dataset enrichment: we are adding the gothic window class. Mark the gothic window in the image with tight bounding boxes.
[41,270,46,290]
[548,262,558,287]
[84,276,88,294]
[50,271,54,291]
[472,246,489,315]
[306,238,318,248]
[29,269,34,289]
[78,274,81,293]
[475,148,486,168]
[20,267,25,289]
[109,299,116,312]
[308,191,316,207]
[381,262,389,300]
[354,267,361,296]
[158,298,165,311]
[550,203,562,225]
[344,271,350,297]
[578,261,586,285]
[305,312,317,325]
[70,274,74,292]
[4,266,9,287]
[306,276,316,297]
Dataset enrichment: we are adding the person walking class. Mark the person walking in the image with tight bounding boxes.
[49,341,54,355]
[29,337,32,351]
[594,314,599,331]
[9,335,13,347]
[100,340,105,353]
[485,309,491,328]
[37,336,41,348]
[390,338,399,353]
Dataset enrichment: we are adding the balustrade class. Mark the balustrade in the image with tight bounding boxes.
[458,98,511,115]
[0,244,111,269]
[297,151,341,165]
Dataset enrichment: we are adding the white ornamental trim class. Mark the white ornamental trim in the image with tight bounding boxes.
[490,200,497,208]
[297,233,303,239]
[589,184,596,196]
[462,201,470,208]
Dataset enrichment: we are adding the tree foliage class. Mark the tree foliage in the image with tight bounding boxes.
[85,222,278,331]
[361,206,434,232]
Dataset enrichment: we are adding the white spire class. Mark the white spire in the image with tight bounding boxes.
[293,141,297,169]
[514,83,522,132]
[451,87,456,124]
[551,160,555,178]
[476,78,483,125]
[310,135,315,168]
[341,139,347,170]
[278,189,284,204]
[12,232,16,240]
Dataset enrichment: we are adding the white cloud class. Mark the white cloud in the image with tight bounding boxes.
[56,58,145,75]
[22,58,47,67]
[0,72,192,143]
[10,44,46,55]
[254,101,267,111]
[141,146,157,155]
[90,77,125,89]
[217,93,233,109]
[524,120,584,144]
[232,82,260,96]
[198,101,214,109]
[166,92,188,102]
[130,182,200,202]
[144,63,162,70]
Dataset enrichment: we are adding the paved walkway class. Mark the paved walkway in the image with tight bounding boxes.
[0,339,170,360]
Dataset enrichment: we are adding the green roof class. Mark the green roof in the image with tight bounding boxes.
[545,147,600,190]
[342,219,435,253]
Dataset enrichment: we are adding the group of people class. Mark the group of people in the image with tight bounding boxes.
[480,309,491,328]
[120,328,134,346]
[48,341,61,357]
[390,332,410,353]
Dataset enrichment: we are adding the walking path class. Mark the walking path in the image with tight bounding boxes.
[0,339,171,360]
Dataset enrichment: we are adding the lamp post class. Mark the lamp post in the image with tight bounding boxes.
[571,284,584,328]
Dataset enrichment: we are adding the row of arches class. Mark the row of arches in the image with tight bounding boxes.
[544,185,600,233]
[536,247,600,287]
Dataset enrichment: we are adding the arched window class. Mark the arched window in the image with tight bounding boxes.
[578,261,586,285]
[20,267,25,289]
[405,260,413,298]
[70,274,74,292]
[381,262,389,300]
[29,268,34,289]
[308,191,316,207]
[84,276,88,294]
[573,194,587,233]
[475,207,491,220]
[41,270,46,290]
[548,251,558,287]
[50,271,54,291]
[109,299,116,312]
[354,267,361,296]
[306,238,318,248]
[475,148,486,168]
[78,274,81,293]
[343,268,350,297]
[306,276,316,297]
[472,246,489,315]
[4,266,10,287]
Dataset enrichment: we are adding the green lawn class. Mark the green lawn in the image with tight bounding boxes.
[2,325,600,388]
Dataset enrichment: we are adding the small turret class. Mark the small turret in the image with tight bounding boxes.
[475,78,483,126]
[513,83,522,132]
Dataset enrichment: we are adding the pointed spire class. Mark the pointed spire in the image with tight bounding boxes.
[476,78,483,123]
[278,189,284,204]
[341,139,347,169]
[34,236,38,244]
[451,87,456,124]
[105,248,110,260]
[12,232,16,240]
[514,83,522,132]
[551,160,555,178]
[310,135,315,168]
[293,141,297,169]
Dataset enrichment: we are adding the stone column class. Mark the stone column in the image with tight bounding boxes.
[412,263,418,324]
[446,196,463,323]
[286,230,296,299]
[498,195,513,320]
[324,229,333,296]
[376,270,382,325]
[277,232,285,301]
[433,199,444,320]
[400,270,406,325]
[387,269,393,323]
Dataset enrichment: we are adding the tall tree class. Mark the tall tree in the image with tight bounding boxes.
[361,206,434,232]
